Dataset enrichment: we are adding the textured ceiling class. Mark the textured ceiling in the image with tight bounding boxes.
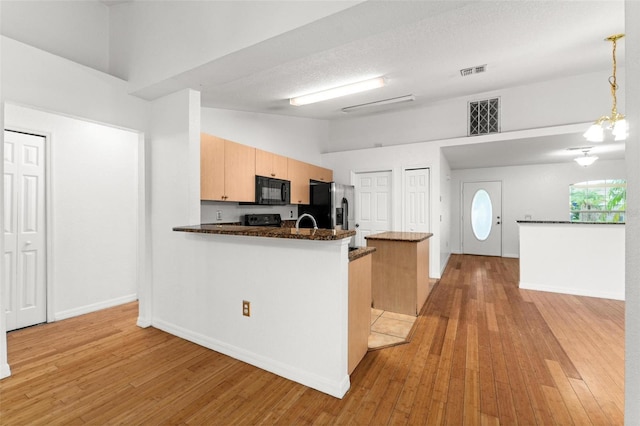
[126,0,626,168]
[155,1,626,122]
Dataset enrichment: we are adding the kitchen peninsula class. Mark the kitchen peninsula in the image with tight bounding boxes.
[518,220,625,300]
[168,224,361,398]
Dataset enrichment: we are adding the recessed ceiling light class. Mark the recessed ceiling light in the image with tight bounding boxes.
[290,77,385,106]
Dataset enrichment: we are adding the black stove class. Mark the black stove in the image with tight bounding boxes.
[244,213,282,227]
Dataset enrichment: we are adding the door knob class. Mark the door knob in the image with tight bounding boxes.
[25,240,32,245]
[355,223,360,228]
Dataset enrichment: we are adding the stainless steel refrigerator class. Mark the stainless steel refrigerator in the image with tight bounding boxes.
[307,181,356,246]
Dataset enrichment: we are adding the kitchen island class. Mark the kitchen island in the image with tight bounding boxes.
[366,232,433,316]
[518,220,625,300]
[164,224,357,398]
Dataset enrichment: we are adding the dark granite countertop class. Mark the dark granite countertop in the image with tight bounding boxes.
[365,231,433,242]
[348,247,376,262]
[516,220,625,225]
[173,224,356,241]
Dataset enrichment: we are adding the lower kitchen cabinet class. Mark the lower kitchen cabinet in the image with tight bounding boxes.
[348,253,372,374]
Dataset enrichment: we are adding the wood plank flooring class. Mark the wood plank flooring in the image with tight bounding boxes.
[0,254,624,424]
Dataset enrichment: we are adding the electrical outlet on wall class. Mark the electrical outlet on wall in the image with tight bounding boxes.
[216,210,222,221]
[242,300,251,317]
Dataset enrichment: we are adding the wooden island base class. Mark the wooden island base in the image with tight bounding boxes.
[366,232,433,316]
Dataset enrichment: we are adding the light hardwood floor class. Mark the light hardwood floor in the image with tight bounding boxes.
[0,254,624,425]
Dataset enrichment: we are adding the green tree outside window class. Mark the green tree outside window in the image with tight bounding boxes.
[570,180,626,222]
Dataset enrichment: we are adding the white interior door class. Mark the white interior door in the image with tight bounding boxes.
[355,171,392,247]
[404,168,430,232]
[4,130,47,331]
[462,181,502,256]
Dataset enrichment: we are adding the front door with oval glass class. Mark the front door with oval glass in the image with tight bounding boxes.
[462,181,502,256]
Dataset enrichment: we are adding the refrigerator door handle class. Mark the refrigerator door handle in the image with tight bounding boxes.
[342,197,349,229]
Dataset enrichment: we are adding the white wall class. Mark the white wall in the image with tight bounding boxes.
[323,141,444,278]
[439,151,452,270]
[108,2,357,90]
[327,70,618,152]
[0,1,110,73]
[625,0,640,420]
[201,107,329,164]
[5,104,140,318]
[1,31,149,380]
[450,159,626,258]
[1,36,149,132]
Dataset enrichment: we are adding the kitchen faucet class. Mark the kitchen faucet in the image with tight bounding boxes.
[295,213,318,233]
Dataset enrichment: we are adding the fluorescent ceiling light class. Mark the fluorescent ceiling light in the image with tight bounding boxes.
[341,94,415,113]
[290,77,385,106]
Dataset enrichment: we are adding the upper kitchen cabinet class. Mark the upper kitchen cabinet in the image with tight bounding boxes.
[256,149,288,179]
[288,159,334,204]
[308,164,333,183]
[201,133,255,202]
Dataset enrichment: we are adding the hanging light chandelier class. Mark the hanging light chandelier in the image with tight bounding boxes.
[583,34,627,142]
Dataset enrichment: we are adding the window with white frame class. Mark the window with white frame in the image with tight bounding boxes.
[570,179,626,223]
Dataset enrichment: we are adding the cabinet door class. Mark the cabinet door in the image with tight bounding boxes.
[225,140,256,202]
[309,164,333,183]
[201,133,225,201]
[271,153,289,179]
[255,149,273,178]
[256,149,289,179]
[288,158,311,205]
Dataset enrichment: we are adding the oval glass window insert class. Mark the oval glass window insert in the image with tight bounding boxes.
[471,189,492,241]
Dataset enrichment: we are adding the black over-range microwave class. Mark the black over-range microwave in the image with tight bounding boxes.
[255,175,290,205]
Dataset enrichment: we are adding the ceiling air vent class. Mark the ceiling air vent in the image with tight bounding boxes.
[460,64,487,77]
[468,97,500,136]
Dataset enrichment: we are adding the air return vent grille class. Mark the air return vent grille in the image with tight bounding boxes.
[460,64,487,77]
[468,97,500,136]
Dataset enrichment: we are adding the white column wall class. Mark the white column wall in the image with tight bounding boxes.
[625,0,640,421]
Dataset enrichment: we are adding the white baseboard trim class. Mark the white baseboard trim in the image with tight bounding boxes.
[152,318,350,399]
[440,252,451,275]
[0,363,11,379]
[136,317,152,328]
[54,294,138,321]
[519,282,625,301]
[503,253,520,259]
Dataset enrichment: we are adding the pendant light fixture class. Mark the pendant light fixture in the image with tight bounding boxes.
[574,150,599,167]
[583,34,627,142]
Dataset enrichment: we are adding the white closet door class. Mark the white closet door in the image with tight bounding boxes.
[4,130,47,331]
[355,171,392,247]
[404,168,430,232]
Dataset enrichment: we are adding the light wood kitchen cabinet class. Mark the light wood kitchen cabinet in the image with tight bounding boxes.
[201,133,256,202]
[366,232,432,316]
[288,158,311,204]
[255,149,288,179]
[348,253,372,374]
[287,159,334,204]
[308,164,333,183]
